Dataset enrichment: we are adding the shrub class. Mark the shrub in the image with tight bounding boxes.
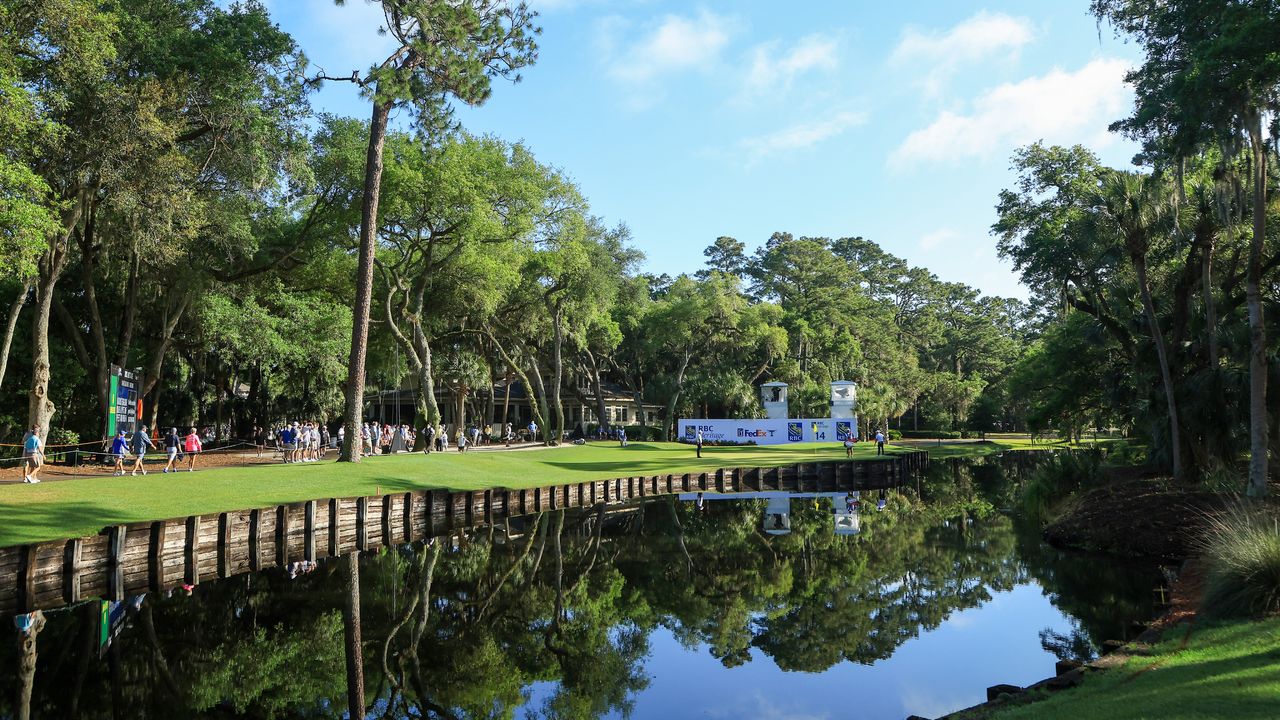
[1199,502,1280,618]
[887,429,903,440]
[48,428,80,446]
[1017,449,1103,521]
[898,430,963,440]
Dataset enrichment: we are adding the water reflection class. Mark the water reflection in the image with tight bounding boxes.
[0,455,1163,719]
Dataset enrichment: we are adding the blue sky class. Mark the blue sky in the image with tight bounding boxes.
[258,1,1145,300]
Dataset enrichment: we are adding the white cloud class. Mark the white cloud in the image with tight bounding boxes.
[890,58,1132,168]
[745,34,839,96]
[601,11,733,84]
[891,12,1035,93]
[741,110,867,161]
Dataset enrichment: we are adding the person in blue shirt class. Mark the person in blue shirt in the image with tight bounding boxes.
[130,425,155,476]
[22,424,43,484]
[110,430,129,476]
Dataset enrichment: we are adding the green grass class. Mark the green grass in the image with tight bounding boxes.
[988,616,1280,720]
[0,439,1061,547]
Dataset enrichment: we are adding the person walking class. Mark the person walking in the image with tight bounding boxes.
[183,427,203,471]
[695,429,703,458]
[129,425,154,476]
[875,429,886,456]
[844,432,855,459]
[618,427,627,448]
[528,420,538,444]
[456,428,467,453]
[163,427,181,473]
[110,430,129,476]
[21,424,43,484]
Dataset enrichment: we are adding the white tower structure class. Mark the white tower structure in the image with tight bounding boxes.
[760,381,789,419]
[830,380,857,418]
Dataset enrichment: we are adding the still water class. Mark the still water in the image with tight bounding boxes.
[2,456,1162,719]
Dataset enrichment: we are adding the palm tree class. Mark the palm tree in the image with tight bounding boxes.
[1094,171,1184,481]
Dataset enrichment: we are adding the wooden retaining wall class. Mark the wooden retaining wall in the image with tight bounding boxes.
[0,452,927,615]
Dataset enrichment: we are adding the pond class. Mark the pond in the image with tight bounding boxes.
[2,455,1164,719]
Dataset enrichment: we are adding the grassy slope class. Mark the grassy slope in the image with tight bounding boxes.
[989,617,1280,720]
[0,438,1065,547]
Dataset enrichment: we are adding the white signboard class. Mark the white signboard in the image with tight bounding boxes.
[679,417,858,446]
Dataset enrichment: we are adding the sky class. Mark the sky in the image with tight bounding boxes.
[253,0,1147,301]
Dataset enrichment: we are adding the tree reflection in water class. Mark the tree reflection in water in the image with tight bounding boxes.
[0,455,1160,719]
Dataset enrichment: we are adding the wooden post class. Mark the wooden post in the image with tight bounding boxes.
[329,499,340,557]
[305,501,317,562]
[148,521,166,593]
[484,490,494,525]
[404,493,415,542]
[18,545,37,612]
[107,525,126,601]
[714,469,724,493]
[426,491,441,536]
[276,505,290,567]
[356,496,369,551]
[249,509,261,571]
[382,494,394,546]
[184,516,199,586]
[64,538,82,603]
[218,513,233,578]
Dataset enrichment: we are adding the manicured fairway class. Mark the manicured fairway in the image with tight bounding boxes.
[0,439,1068,546]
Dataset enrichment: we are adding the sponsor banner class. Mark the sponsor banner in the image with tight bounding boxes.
[679,417,859,445]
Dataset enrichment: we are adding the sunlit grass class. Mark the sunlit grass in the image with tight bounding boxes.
[988,617,1280,719]
[0,438,1063,546]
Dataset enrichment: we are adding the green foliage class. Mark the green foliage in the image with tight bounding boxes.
[1200,502,1280,618]
[186,612,346,714]
[1017,450,1104,521]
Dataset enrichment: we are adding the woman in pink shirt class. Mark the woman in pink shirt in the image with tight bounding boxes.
[183,426,203,472]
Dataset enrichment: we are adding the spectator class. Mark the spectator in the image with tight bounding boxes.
[21,424,43,484]
[528,420,537,443]
[129,425,155,476]
[110,430,129,476]
[183,427,202,471]
[875,429,886,456]
[281,423,297,463]
[163,427,182,474]
[695,429,703,458]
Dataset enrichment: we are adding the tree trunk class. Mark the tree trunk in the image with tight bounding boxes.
[551,306,565,442]
[455,388,467,437]
[1200,230,1219,368]
[0,279,31,392]
[663,351,692,441]
[1245,119,1269,497]
[30,195,86,440]
[342,551,366,719]
[114,244,141,368]
[1135,256,1183,481]
[586,350,608,432]
[529,357,551,445]
[341,99,393,463]
[414,330,440,431]
[502,371,513,426]
[16,611,45,720]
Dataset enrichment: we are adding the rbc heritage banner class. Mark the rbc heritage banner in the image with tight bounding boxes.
[679,418,858,445]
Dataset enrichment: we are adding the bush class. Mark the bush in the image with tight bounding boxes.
[1199,502,1280,618]
[48,428,80,446]
[887,429,903,440]
[1017,449,1103,521]
[898,430,963,440]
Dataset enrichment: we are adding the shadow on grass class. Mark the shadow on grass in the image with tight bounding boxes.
[0,500,131,547]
